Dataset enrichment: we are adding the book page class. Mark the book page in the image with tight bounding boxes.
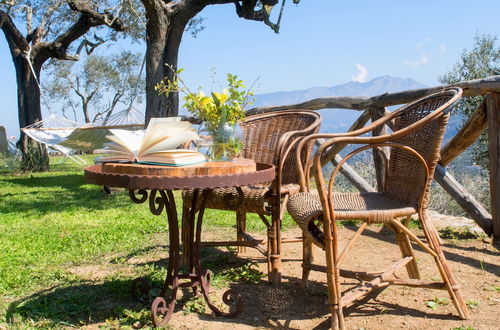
[140,119,193,154]
[107,129,144,159]
[143,130,199,155]
[95,142,134,159]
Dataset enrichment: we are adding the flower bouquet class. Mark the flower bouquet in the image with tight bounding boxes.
[156,68,254,161]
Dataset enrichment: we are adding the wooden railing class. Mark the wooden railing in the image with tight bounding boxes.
[247,75,500,243]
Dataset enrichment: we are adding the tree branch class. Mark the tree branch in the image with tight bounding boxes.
[0,10,29,56]
[67,0,125,29]
[75,34,106,56]
[34,0,125,62]
[232,0,284,33]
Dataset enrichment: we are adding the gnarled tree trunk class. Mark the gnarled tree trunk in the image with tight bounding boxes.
[14,52,50,171]
[143,1,200,124]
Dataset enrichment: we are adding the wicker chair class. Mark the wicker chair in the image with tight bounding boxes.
[287,88,470,329]
[182,110,321,284]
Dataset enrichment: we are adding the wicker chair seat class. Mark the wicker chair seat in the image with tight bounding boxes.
[287,191,416,249]
[183,183,301,214]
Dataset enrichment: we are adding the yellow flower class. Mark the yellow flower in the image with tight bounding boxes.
[212,90,229,104]
[200,95,213,107]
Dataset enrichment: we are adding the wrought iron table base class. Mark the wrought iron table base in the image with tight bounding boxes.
[129,188,243,327]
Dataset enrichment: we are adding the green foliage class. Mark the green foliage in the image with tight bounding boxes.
[425,297,449,309]
[0,150,22,175]
[1,1,144,42]
[452,326,475,330]
[182,296,206,315]
[219,262,265,284]
[483,285,500,292]
[465,300,480,309]
[439,33,500,168]
[439,227,481,240]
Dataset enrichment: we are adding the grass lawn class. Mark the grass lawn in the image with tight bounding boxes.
[0,155,293,328]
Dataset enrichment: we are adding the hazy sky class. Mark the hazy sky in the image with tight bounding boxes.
[1,0,499,138]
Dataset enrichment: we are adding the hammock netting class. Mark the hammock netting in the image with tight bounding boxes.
[22,108,145,156]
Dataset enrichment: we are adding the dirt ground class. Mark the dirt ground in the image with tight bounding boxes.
[109,224,499,330]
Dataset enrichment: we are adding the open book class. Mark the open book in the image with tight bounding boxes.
[95,117,206,166]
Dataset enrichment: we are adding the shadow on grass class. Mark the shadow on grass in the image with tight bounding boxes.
[0,174,131,215]
[2,174,86,190]
[6,279,146,328]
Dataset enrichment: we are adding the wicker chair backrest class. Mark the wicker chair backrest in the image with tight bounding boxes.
[386,92,457,208]
[241,111,320,185]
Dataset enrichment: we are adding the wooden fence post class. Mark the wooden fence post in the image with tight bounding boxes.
[434,164,492,235]
[486,93,500,245]
[440,100,488,166]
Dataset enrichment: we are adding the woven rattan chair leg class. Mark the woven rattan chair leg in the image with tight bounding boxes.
[302,237,314,287]
[433,249,471,320]
[266,194,281,285]
[236,212,247,254]
[329,266,345,330]
[390,217,421,279]
[421,213,471,320]
[267,225,280,285]
[332,265,345,330]
[181,203,191,267]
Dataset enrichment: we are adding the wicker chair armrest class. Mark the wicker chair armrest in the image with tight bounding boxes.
[293,111,404,191]
[273,123,321,196]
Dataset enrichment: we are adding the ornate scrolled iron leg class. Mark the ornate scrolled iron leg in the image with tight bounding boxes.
[129,189,183,325]
[159,190,179,296]
[148,189,183,326]
[195,189,244,317]
[129,189,148,204]
[130,188,244,324]
[151,276,180,326]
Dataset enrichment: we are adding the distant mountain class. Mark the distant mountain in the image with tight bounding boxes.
[253,76,428,133]
[254,76,427,108]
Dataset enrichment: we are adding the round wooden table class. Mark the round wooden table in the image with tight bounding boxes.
[84,159,275,326]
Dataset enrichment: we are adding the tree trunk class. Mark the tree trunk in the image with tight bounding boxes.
[82,99,91,123]
[14,53,49,172]
[144,5,196,125]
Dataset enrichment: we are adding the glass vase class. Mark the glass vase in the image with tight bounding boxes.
[198,122,243,161]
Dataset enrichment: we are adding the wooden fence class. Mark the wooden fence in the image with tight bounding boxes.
[247,75,500,244]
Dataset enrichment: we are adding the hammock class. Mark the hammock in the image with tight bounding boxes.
[22,108,145,164]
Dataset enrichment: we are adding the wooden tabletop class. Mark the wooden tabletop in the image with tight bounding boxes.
[101,158,256,177]
[85,160,274,190]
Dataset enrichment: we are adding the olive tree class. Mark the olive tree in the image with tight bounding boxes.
[45,51,145,124]
[440,33,500,168]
